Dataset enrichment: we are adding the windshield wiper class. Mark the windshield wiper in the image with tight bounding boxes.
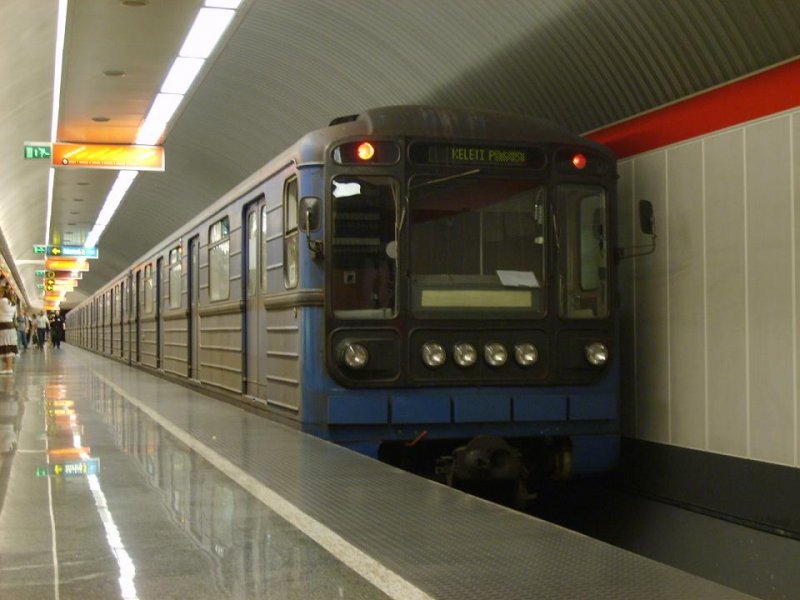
[409,168,481,190]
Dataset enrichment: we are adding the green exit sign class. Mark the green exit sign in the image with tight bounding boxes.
[24,142,51,160]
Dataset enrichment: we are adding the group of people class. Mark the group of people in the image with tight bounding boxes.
[0,285,66,375]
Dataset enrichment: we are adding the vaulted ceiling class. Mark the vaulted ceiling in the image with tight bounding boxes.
[1,0,798,308]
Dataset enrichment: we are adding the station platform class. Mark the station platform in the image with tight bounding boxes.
[0,345,755,600]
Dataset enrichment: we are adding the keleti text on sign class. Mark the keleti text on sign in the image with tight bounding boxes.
[450,146,527,164]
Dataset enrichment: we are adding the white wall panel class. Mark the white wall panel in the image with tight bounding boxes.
[617,160,636,438]
[745,116,794,466]
[666,141,706,449]
[704,129,748,457]
[795,113,800,468]
[633,152,669,443]
[619,108,800,468]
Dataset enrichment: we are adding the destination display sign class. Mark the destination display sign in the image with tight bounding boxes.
[410,142,546,169]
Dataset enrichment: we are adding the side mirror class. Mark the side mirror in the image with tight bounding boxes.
[299,196,321,232]
[639,200,655,236]
[615,199,657,262]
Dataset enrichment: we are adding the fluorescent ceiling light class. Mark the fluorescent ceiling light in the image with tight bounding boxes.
[161,57,205,94]
[180,8,235,59]
[206,0,242,7]
[84,171,138,248]
[135,93,183,145]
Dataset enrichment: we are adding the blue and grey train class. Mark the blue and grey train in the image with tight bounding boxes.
[69,106,625,490]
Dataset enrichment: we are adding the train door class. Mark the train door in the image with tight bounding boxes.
[135,269,141,363]
[188,235,199,380]
[243,198,267,403]
[110,287,115,354]
[156,256,163,369]
[119,281,125,358]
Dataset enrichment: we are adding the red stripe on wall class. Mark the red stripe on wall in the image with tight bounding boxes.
[586,58,800,159]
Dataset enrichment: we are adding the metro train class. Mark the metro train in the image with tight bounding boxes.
[68,106,638,491]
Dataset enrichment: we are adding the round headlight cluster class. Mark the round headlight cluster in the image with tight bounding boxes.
[514,343,539,367]
[421,342,447,368]
[484,342,508,367]
[419,341,540,369]
[341,343,369,370]
[585,342,609,366]
[453,342,478,368]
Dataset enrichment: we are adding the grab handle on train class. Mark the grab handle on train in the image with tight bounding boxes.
[299,196,324,259]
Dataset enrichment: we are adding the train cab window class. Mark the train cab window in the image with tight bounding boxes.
[409,178,546,316]
[284,178,299,289]
[556,184,609,319]
[209,217,230,301]
[168,246,182,308]
[331,176,397,318]
[143,264,154,314]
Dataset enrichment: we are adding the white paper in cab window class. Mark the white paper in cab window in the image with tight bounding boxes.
[497,270,540,288]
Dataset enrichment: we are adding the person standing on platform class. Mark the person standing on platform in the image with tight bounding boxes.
[35,313,49,350]
[50,311,65,349]
[0,288,18,374]
[15,310,28,352]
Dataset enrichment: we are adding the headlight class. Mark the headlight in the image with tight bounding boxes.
[514,343,538,367]
[585,342,609,366]
[421,342,446,368]
[342,343,369,369]
[453,342,477,367]
[484,342,508,367]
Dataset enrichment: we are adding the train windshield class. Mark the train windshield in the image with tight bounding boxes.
[409,177,546,315]
[331,176,398,318]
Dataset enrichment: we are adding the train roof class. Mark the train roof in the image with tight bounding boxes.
[295,105,614,164]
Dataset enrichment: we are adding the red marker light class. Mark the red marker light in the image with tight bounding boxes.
[572,153,587,170]
[357,142,375,161]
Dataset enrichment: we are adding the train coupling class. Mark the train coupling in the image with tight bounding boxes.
[436,434,527,486]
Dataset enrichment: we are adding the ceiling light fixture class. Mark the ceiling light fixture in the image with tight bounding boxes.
[180,8,235,59]
[161,57,205,95]
[84,2,241,250]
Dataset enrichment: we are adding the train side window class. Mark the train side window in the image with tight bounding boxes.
[247,211,257,297]
[168,246,182,308]
[284,178,299,289]
[143,264,154,314]
[209,217,230,301]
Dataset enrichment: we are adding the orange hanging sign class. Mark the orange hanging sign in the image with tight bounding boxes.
[52,143,164,171]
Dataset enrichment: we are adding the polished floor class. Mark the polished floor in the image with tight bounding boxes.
[0,345,757,599]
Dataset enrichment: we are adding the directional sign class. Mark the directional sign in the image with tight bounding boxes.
[24,142,52,160]
[37,458,100,477]
[45,270,82,280]
[46,245,98,259]
[33,245,46,254]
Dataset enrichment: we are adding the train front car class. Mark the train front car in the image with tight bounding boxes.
[301,106,618,493]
